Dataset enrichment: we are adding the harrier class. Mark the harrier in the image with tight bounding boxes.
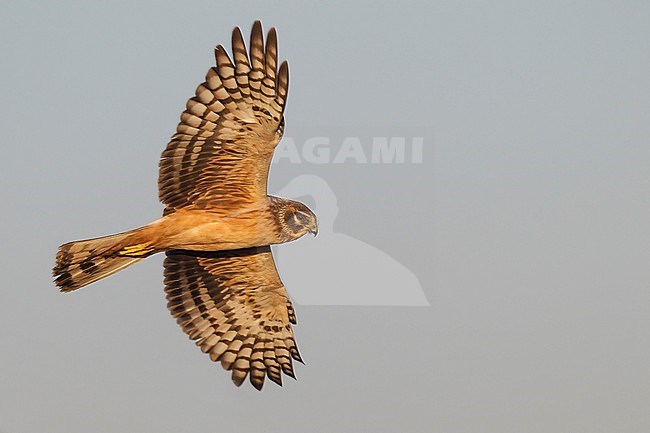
[53,21,317,390]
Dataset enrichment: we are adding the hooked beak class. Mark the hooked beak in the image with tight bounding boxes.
[308,221,318,237]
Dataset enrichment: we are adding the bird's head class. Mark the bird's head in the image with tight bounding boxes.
[278,200,318,240]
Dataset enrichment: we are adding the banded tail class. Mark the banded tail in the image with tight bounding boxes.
[53,228,155,292]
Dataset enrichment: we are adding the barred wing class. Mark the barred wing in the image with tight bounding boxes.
[164,247,302,390]
[158,21,289,214]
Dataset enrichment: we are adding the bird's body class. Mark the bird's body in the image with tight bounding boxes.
[53,21,317,390]
[124,197,312,253]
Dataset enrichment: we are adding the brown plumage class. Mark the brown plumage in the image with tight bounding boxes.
[53,21,317,390]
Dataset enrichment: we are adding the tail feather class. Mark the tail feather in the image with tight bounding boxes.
[53,229,150,292]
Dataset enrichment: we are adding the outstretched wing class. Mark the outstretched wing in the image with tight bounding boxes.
[158,21,289,215]
[163,246,302,390]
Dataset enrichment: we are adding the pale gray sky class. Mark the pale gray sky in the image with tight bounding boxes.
[1,1,650,432]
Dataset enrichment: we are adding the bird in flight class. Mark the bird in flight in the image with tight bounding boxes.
[53,21,317,390]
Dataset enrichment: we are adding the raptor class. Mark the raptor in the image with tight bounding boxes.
[53,21,317,390]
